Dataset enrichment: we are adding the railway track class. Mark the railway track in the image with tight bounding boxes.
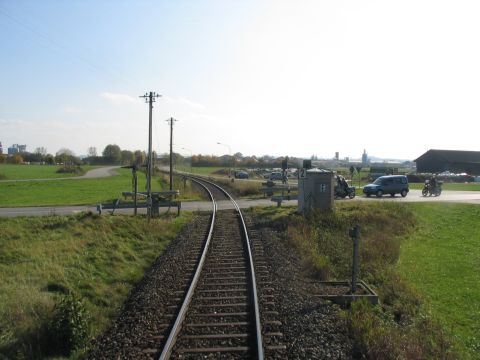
[158,176,264,359]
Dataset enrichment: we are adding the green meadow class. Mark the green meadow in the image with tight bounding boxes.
[399,203,480,357]
[0,164,98,180]
[0,212,191,359]
[0,168,136,207]
[0,168,204,207]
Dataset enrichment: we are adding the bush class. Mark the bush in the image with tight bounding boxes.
[46,294,90,356]
[56,165,84,175]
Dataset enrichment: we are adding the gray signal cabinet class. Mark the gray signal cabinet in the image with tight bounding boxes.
[298,168,334,212]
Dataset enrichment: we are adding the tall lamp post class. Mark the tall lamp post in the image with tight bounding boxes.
[217,142,233,178]
[182,147,193,173]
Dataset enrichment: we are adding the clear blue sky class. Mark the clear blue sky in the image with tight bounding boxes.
[1,0,480,160]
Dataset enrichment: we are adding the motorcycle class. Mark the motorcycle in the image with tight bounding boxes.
[334,175,356,199]
[422,179,442,197]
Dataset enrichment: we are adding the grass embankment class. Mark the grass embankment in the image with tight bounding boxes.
[0,164,98,180]
[0,212,191,359]
[251,202,476,359]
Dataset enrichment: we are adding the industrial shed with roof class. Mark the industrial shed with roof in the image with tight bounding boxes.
[415,150,480,175]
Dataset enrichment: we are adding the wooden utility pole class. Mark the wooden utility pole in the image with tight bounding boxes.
[166,117,178,191]
[140,91,160,219]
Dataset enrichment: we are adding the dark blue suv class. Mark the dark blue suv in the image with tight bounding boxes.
[363,175,409,198]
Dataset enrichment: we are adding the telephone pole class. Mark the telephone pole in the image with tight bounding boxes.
[140,91,161,218]
[166,117,178,191]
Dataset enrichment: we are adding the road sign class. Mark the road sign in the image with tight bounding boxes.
[299,168,307,179]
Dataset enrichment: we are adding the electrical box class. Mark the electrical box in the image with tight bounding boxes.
[302,159,312,169]
[298,168,334,212]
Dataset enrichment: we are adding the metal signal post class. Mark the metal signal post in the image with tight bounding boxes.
[140,91,161,219]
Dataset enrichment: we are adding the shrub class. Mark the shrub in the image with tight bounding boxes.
[46,294,90,356]
[56,165,84,175]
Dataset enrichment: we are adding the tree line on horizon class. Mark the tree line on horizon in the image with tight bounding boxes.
[0,144,300,168]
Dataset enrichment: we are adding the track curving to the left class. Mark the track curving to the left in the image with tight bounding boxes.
[159,176,264,359]
[87,176,275,359]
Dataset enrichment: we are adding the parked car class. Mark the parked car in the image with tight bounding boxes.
[235,171,249,179]
[363,175,409,197]
[269,171,283,181]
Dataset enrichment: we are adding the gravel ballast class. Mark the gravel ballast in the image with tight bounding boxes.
[87,211,353,359]
[246,214,353,359]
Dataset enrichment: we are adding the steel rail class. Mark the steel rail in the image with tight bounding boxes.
[158,178,217,360]
[188,176,265,360]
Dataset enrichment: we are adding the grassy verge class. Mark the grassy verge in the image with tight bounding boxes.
[157,173,205,201]
[0,212,191,359]
[175,166,225,175]
[214,177,264,197]
[0,164,98,180]
[250,202,468,359]
[399,203,480,357]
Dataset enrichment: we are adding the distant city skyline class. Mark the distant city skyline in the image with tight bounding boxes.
[2,1,480,160]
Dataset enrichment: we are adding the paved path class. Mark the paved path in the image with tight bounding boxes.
[0,166,120,183]
[1,189,480,217]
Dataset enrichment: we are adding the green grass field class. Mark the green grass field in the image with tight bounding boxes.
[400,203,480,357]
[0,169,202,207]
[0,164,98,180]
[0,169,132,207]
[0,212,191,359]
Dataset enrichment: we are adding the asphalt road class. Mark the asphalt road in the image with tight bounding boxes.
[1,189,480,217]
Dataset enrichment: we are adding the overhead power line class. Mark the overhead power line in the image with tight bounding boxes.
[0,7,138,87]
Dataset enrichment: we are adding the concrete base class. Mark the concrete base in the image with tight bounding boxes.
[314,280,379,306]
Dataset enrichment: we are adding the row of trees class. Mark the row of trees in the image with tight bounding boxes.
[86,145,148,166]
[1,143,301,169]
[0,145,147,166]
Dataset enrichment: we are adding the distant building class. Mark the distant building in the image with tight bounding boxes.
[362,149,368,165]
[0,141,3,154]
[415,149,480,175]
[335,152,339,161]
[7,144,27,155]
